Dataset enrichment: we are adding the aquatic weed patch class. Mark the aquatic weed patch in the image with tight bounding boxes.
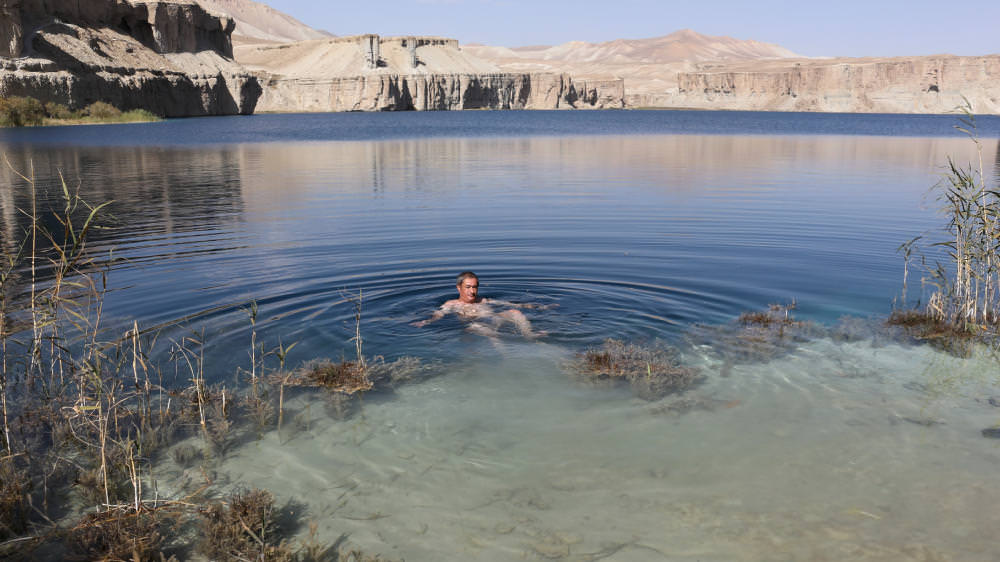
[686,302,823,364]
[886,309,989,357]
[568,339,701,400]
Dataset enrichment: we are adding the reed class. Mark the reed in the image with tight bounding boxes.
[895,102,1000,344]
[0,159,402,560]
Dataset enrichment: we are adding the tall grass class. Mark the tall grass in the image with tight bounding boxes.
[895,103,1000,344]
[0,161,385,559]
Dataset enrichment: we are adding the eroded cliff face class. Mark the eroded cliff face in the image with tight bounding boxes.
[240,35,624,112]
[256,71,624,112]
[0,0,260,116]
[668,55,1000,114]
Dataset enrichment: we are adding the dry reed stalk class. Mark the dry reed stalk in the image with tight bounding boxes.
[0,250,12,454]
[0,159,355,556]
[900,103,1000,337]
[248,300,258,392]
[350,290,367,374]
[272,339,297,432]
[172,330,209,432]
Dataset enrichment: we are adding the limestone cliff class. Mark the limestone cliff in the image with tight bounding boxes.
[0,0,260,116]
[196,0,331,44]
[257,71,623,112]
[667,55,1000,114]
[240,35,624,112]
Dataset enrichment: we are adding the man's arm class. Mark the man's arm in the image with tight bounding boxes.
[412,309,446,327]
[484,298,555,310]
[412,301,455,327]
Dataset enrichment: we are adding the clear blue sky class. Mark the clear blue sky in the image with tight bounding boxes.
[263,0,999,58]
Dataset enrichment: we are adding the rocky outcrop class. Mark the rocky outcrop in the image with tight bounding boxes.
[0,0,260,116]
[668,55,1000,114]
[240,34,625,112]
[255,71,624,112]
[196,0,331,44]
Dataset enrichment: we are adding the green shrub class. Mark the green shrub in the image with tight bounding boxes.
[43,101,76,119]
[0,96,46,127]
[118,108,160,122]
[83,101,122,119]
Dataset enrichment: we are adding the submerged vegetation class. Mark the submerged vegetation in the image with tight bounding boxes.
[685,301,825,365]
[894,103,1000,352]
[569,339,701,399]
[0,95,160,127]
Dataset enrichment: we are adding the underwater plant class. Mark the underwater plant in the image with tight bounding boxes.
[569,339,701,399]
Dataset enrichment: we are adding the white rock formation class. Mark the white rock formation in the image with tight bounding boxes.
[669,55,1000,114]
[0,0,261,116]
[240,35,625,112]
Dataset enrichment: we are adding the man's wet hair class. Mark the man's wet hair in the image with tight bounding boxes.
[456,271,479,286]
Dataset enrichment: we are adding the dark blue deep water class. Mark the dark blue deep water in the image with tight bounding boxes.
[2,110,999,377]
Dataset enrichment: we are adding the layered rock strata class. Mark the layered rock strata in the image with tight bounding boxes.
[257,71,624,112]
[239,35,625,112]
[0,0,260,116]
[668,55,1000,114]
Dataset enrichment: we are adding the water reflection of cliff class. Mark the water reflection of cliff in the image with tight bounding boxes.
[5,135,995,256]
[0,145,245,277]
[232,135,998,209]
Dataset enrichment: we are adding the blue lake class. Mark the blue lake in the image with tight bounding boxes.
[3,110,999,366]
[2,110,1000,559]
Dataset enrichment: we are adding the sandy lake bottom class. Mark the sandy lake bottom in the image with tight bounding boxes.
[156,334,1000,561]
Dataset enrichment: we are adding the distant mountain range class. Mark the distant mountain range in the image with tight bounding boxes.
[198,0,795,65]
[464,29,797,65]
[190,0,1000,114]
[197,0,332,43]
[202,1,801,102]
[460,29,799,100]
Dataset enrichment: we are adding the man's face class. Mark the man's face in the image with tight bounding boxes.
[457,277,479,303]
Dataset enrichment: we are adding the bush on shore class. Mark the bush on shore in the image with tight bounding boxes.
[0,95,161,127]
[0,95,46,126]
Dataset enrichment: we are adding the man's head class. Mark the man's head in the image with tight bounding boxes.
[456,271,480,303]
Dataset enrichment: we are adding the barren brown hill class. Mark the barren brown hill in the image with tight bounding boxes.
[197,0,331,44]
[463,29,799,101]
[468,29,797,64]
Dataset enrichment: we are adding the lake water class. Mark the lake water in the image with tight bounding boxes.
[2,111,1000,560]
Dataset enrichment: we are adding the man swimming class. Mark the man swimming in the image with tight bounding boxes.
[412,271,546,338]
